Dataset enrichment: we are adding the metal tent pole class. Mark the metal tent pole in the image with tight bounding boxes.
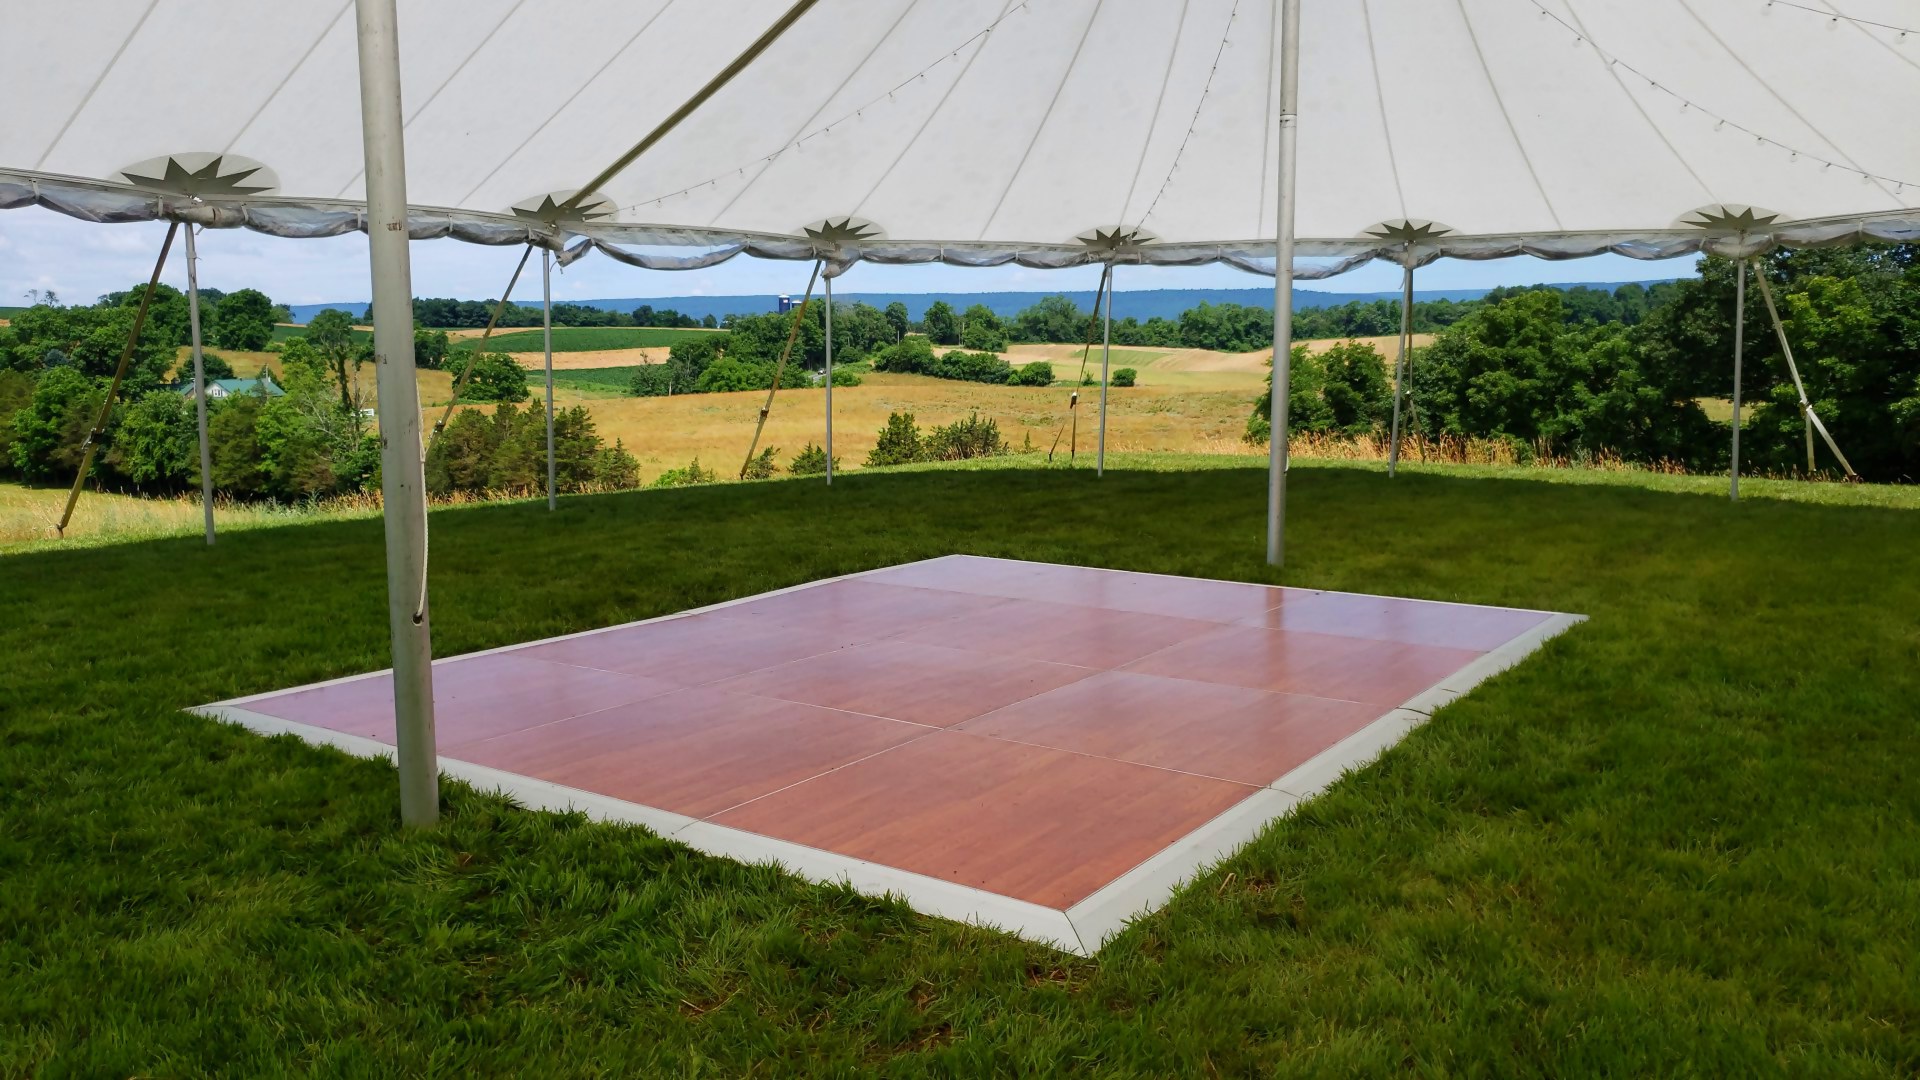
[56,221,178,537]
[355,0,438,828]
[824,271,834,485]
[543,247,556,511]
[1730,258,1746,501]
[1266,0,1301,568]
[1388,260,1412,478]
[185,224,215,543]
[1096,263,1113,477]
[1752,266,1859,479]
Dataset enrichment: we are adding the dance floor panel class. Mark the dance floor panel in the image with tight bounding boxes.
[198,556,1582,954]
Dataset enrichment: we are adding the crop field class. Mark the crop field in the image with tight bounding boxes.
[450,326,717,353]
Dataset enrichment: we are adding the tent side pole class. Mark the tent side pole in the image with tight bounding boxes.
[824,271,833,486]
[1096,263,1113,477]
[1752,266,1858,479]
[185,224,215,543]
[1389,260,1412,478]
[355,0,438,828]
[1730,258,1745,501]
[56,220,178,537]
[543,247,556,511]
[1266,0,1301,568]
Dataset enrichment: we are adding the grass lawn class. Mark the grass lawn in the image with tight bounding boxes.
[3,461,1917,1074]
[452,326,717,353]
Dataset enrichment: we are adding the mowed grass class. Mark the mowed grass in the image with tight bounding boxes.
[452,326,718,353]
[2,461,1917,1074]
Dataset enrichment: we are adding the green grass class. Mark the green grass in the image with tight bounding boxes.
[542,364,651,396]
[4,461,1918,1074]
[451,326,716,353]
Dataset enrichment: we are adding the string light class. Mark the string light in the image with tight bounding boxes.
[617,0,1038,213]
[1762,0,1919,36]
[1135,1,1242,230]
[1526,0,1920,193]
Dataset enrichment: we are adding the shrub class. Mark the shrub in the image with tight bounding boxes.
[931,350,1011,384]
[925,412,1009,461]
[1110,367,1136,387]
[105,390,196,487]
[1008,361,1054,387]
[628,364,676,397]
[590,440,641,489]
[789,442,839,476]
[693,357,810,393]
[829,366,863,387]
[651,458,719,487]
[865,411,925,467]
[10,366,99,482]
[742,446,778,480]
[459,353,529,403]
[873,336,934,374]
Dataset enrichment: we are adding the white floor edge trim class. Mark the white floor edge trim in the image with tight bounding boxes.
[195,570,1586,958]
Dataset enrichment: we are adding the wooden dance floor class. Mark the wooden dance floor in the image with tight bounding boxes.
[199,556,1581,953]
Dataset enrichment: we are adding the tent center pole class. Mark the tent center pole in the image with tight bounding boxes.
[1266,0,1301,568]
[1730,257,1746,501]
[185,223,216,543]
[1096,262,1114,477]
[824,270,833,486]
[1388,259,1412,478]
[356,0,438,828]
[543,247,556,511]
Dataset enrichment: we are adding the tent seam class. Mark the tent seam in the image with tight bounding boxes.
[1673,0,1903,207]
[976,0,1108,240]
[32,0,161,171]
[1557,0,1716,206]
[1359,0,1408,220]
[452,0,680,209]
[331,0,531,198]
[224,1,354,160]
[1453,0,1564,230]
[707,0,926,226]
[1112,0,1190,229]
[847,0,1026,224]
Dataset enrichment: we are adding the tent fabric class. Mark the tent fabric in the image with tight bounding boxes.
[6,0,1920,274]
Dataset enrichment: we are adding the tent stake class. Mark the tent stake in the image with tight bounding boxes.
[1096,263,1114,477]
[1388,259,1412,478]
[356,0,438,828]
[1752,266,1858,480]
[543,247,556,511]
[1730,258,1746,501]
[1266,0,1301,568]
[55,220,179,538]
[824,270,834,486]
[186,224,216,543]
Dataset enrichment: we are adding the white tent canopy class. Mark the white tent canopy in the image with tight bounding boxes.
[7,0,1920,272]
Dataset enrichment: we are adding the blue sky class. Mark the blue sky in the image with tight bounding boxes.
[1,210,1700,308]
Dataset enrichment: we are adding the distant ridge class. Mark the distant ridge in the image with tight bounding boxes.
[285,280,1681,326]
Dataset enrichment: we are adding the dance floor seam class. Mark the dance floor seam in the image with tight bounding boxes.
[198,555,1583,954]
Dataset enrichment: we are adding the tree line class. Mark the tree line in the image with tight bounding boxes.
[1248,248,1918,483]
[1,290,641,501]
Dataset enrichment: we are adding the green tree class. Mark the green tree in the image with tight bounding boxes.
[461,354,530,403]
[0,370,34,478]
[10,366,100,481]
[210,288,277,350]
[958,304,1008,352]
[412,328,451,370]
[303,308,370,414]
[883,301,910,343]
[105,390,196,487]
[1011,295,1088,344]
[922,301,960,346]
[873,336,934,374]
